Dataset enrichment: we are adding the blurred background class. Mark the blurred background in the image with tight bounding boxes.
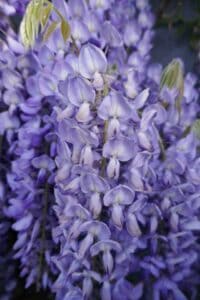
[151,0,200,74]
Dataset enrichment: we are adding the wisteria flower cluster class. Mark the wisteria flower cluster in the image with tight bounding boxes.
[0,0,199,300]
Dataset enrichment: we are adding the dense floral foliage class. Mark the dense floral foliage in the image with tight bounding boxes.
[0,0,199,300]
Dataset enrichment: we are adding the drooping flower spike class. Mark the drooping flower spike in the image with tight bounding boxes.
[1,0,200,299]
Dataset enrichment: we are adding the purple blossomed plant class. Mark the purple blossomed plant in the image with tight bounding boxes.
[0,0,200,299]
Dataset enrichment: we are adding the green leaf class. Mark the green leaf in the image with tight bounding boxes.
[40,2,53,28]
[20,17,28,47]
[53,6,71,42]
[43,21,58,42]
[32,0,43,22]
[53,6,64,21]
[29,0,42,36]
[20,0,42,48]
[61,20,70,42]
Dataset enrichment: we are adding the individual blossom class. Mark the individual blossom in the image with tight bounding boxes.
[103,185,135,229]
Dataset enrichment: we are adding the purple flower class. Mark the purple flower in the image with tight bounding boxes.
[124,69,141,98]
[102,21,122,48]
[124,21,142,47]
[98,92,135,137]
[68,0,86,17]
[70,19,90,46]
[103,185,134,229]
[90,240,121,273]
[0,111,20,135]
[80,172,109,217]
[126,198,146,236]
[2,0,199,299]
[64,75,96,122]
[78,221,111,257]
[38,73,58,96]
[78,43,107,79]
[5,0,29,15]
[89,0,111,11]
[2,68,23,89]
[103,137,135,179]
[113,279,143,300]
[58,119,98,165]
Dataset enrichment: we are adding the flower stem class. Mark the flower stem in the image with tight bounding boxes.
[100,121,108,177]
[158,136,166,161]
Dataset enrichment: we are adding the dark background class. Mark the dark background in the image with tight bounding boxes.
[151,0,200,74]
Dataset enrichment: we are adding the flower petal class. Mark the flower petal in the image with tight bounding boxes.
[79,43,107,79]
[12,214,33,231]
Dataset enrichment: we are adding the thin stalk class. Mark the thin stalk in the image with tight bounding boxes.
[100,121,108,177]
[158,136,166,161]
[100,82,110,177]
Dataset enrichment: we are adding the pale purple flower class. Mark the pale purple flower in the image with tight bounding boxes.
[102,21,122,48]
[2,0,198,299]
[103,185,134,229]
[91,240,121,274]
[103,137,135,179]
[89,0,111,11]
[80,172,109,217]
[124,21,142,47]
[78,221,111,257]
[78,43,107,80]
[70,19,90,46]
[65,75,96,123]
[38,73,58,96]
[0,111,20,135]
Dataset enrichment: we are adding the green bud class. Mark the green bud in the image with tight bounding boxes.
[160,59,184,113]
